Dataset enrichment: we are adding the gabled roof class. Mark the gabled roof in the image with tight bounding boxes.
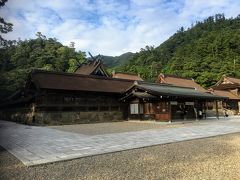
[211,90,240,100]
[75,60,109,77]
[211,83,240,90]
[157,73,207,92]
[29,69,133,94]
[112,71,143,81]
[227,77,240,85]
[211,75,240,90]
[121,81,227,101]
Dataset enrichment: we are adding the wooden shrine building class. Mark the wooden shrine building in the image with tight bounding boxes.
[0,69,133,124]
[121,81,226,121]
[210,75,240,115]
[0,60,228,124]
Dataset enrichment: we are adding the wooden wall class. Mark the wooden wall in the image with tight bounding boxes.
[1,91,129,125]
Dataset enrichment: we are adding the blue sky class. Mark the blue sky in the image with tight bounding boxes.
[1,0,240,55]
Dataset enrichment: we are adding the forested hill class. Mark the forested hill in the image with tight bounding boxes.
[115,14,240,87]
[1,14,240,98]
[101,52,134,68]
[0,32,86,98]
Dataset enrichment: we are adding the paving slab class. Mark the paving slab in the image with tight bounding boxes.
[0,118,240,166]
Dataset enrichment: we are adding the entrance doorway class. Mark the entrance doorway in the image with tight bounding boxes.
[171,102,195,121]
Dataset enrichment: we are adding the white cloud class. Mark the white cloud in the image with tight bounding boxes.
[1,0,240,55]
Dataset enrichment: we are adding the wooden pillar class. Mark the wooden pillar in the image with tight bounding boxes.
[238,101,240,114]
[204,101,207,119]
[215,100,219,120]
[169,103,172,123]
[194,107,198,121]
[28,103,36,124]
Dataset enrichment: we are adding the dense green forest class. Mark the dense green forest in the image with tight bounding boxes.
[0,32,86,98]
[1,13,240,98]
[115,14,240,86]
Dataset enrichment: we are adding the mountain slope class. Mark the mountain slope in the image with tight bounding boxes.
[101,52,134,67]
[115,14,240,87]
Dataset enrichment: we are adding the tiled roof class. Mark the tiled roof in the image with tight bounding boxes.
[122,81,227,100]
[158,74,207,92]
[112,72,143,81]
[211,83,240,90]
[226,76,240,85]
[30,69,133,94]
[211,76,240,90]
[211,90,240,100]
[75,60,109,77]
[75,64,97,75]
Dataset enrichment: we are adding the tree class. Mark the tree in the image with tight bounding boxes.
[36,32,46,39]
[67,59,79,73]
[115,14,240,86]
[0,33,87,98]
[0,0,13,47]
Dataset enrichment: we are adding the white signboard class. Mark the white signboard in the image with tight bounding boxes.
[170,101,178,105]
[185,102,194,105]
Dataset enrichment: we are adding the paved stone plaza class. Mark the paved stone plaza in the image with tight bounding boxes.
[0,118,240,166]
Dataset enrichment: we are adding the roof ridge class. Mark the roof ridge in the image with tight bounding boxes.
[162,73,193,80]
[115,71,139,76]
[226,76,240,80]
[31,69,134,83]
[138,81,196,90]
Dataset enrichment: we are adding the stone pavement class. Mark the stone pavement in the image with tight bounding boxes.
[0,118,240,166]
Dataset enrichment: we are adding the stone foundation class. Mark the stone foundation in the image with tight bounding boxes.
[0,109,125,125]
[34,111,124,125]
[0,108,33,124]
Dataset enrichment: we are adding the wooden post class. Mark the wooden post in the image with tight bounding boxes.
[238,101,240,115]
[169,102,172,123]
[194,107,198,121]
[28,103,36,124]
[215,100,219,120]
[204,101,207,119]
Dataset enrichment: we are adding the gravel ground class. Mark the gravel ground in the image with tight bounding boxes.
[49,121,206,135]
[1,133,240,180]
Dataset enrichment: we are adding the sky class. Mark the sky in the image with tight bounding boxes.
[1,0,240,56]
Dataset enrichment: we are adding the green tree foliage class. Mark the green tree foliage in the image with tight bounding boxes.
[0,0,13,46]
[115,45,163,81]
[0,33,86,98]
[117,14,240,87]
